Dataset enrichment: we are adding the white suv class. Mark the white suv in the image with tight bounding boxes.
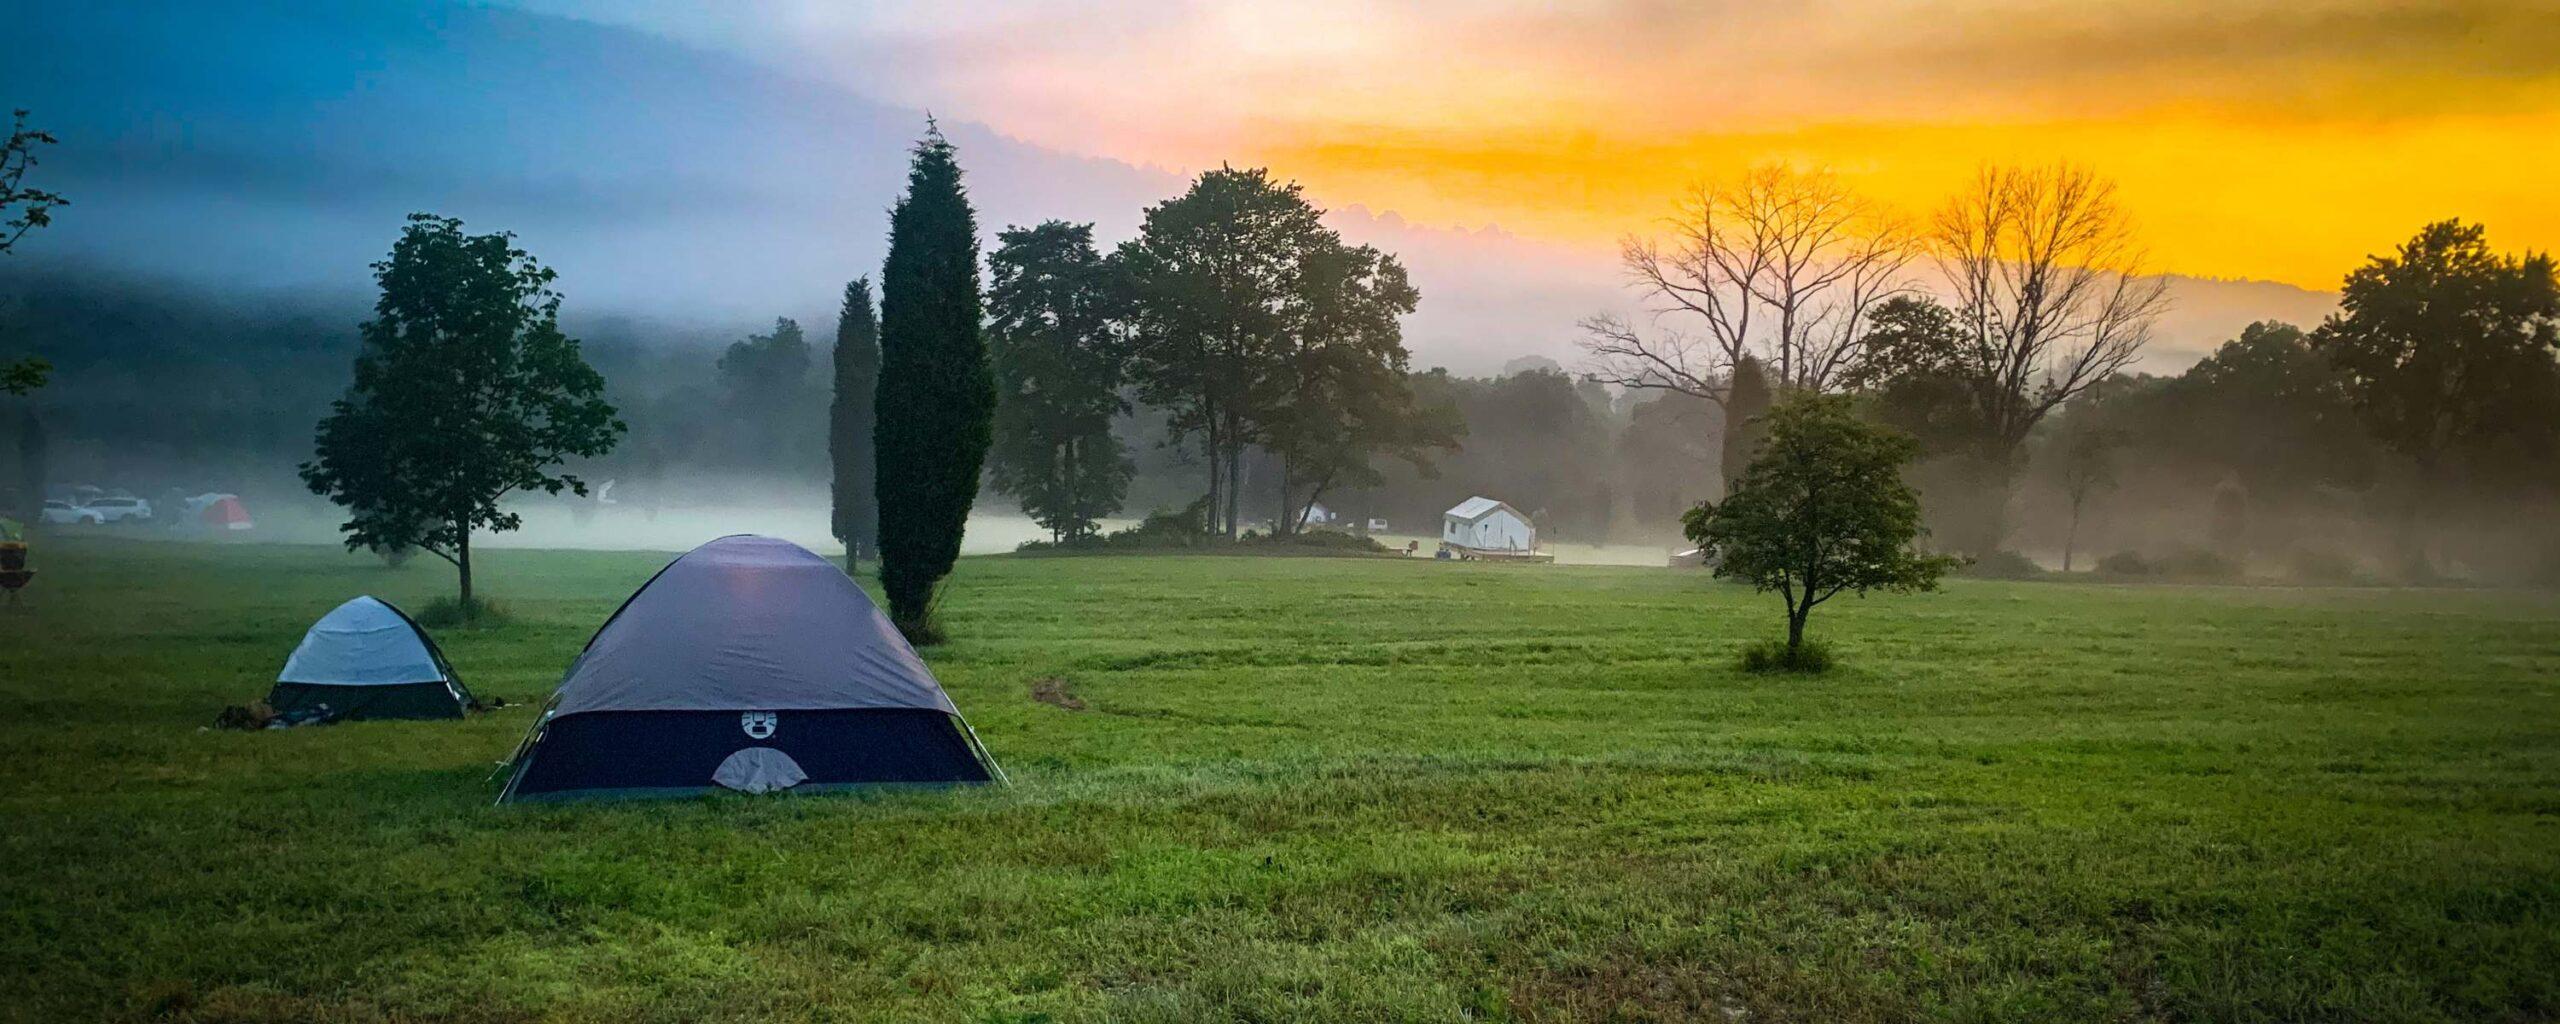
[40,500,102,526]
[85,496,153,523]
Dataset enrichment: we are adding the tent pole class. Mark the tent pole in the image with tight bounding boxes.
[955,714,1010,788]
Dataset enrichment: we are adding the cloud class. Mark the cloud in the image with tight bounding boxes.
[536,0,2560,143]
[518,0,2560,287]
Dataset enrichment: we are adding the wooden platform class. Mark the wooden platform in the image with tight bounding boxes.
[1447,546,1554,564]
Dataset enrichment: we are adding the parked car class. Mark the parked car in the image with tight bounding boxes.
[84,496,153,523]
[40,500,103,526]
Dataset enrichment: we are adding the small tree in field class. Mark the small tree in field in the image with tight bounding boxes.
[301,214,624,620]
[1683,394,1955,669]
[2046,416,2119,573]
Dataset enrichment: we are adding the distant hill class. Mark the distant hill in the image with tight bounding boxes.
[2144,276,2339,371]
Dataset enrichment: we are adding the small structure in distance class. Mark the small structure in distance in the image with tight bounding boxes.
[1440,496,1550,563]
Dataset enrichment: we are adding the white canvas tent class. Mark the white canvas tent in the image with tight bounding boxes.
[1442,496,1535,553]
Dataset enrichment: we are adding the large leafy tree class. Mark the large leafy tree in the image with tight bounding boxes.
[1259,235,1453,534]
[301,214,624,617]
[986,221,1132,543]
[715,316,820,470]
[2312,221,2560,486]
[1843,296,1997,455]
[874,123,993,639]
[830,278,880,567]
[2311,220,2560,570]
[1683,394,1956,659]
[1115,166,1330,538]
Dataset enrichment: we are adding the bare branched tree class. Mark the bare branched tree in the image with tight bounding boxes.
[1929,163,2169,461]
[1578,166,1916,405]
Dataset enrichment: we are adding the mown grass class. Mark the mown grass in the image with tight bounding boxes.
[2,535,2556,1023]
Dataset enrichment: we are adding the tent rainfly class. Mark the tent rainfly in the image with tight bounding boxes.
[269,596,471,720]
[498,535,1003,803]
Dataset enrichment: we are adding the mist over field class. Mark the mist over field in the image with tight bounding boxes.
[5,3,2559,1022]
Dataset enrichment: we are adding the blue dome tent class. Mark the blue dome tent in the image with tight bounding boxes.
[498,535,1003,802]
[268,596,470,720]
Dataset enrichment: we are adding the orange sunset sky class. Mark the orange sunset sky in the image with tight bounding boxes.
[546,0,2560,289]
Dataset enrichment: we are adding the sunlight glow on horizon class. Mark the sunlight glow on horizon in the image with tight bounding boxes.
[540,0,2560,288]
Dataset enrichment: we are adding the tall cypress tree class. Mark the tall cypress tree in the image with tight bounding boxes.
[874,123,992,640]
[830,277,880,568]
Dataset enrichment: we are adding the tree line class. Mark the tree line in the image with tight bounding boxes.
[9,106,2553,625]
[2009,222,2559,582]
[1580,163,2560,584]
[286,127,1466,641]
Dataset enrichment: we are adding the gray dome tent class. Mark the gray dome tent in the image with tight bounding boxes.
[498,535,1003,802]
[269,596,471,720]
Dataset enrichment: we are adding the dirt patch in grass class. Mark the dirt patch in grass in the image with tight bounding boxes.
[1029,676,1086,711]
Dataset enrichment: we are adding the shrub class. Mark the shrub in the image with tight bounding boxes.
[1104,499,1212,548]
[2097,550,2154,576]
[1251,528,1386,553]
[1014,534,1108,553]
[1961,549,2043,579]
[1739,638,1833,674]
[1021,507,1392,557]
[417,595,511,629]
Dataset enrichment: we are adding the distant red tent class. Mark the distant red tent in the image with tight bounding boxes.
[200,495,253,531]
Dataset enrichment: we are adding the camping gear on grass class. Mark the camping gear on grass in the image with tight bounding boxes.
[498,534,1003,803]
[213,703,277,730]
[268,596,471,720]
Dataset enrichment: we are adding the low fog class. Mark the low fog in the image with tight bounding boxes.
[8,263,2550,582]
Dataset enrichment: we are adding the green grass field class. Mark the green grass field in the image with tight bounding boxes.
[4,536,2557,1023]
